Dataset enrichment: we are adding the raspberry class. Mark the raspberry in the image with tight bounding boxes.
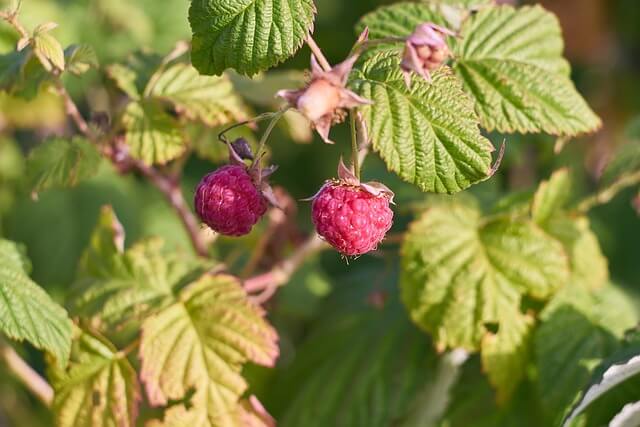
[194,165,267,236]
[312,183,393,256]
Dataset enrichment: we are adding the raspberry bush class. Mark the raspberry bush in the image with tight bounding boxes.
[0,0,639,426]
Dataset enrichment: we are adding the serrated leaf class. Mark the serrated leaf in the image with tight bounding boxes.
[139,274,278,427]
[357,2,449,43]
[73,233,205,331]
[454,5,601,136]
[122,100,185,165]
[50,329,140,427]
[32,31,65,71]
[401,202,568,398]
[106,64,140,99]
[148,399,272,427]
[349,53,493,193]
[189,0,316,76]
[0,48,51,99]
[64,44,99,76]
[544,216,609,290]
[536,284,638,424]
[27,138,101,194]
[0,238,72,367]
[71,206,209,330]
[532,169,571,224]
[147,63,248,127]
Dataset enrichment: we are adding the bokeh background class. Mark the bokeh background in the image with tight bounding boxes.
[0,0,639,425]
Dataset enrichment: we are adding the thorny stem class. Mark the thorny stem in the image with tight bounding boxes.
[575,170,640,213]
[350,113,360,179]
[131,159,209,257]
[55,78,209,257]
[244,234,328,304]
[0,342,53,407]
[305,35,332,72]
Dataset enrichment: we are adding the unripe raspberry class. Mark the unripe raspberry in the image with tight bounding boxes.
[312,182,393,256]
[194,165,267,236]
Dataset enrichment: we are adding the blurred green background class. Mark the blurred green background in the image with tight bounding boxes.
[0,0,639,425]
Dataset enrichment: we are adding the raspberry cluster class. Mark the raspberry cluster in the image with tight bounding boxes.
[194,165,267,236]
[312,182,393,256]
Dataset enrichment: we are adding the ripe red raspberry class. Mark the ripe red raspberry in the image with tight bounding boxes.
[312,183,393,256]
[194,165,267,236]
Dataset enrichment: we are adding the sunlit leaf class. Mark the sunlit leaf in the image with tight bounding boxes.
[121,100,185,165]
[189,0,316,76]
[50,329,140,427]
[139,274,278,426]
[350,53,493,193]
[147,63,248,127]
[0,239,72,367]
[453,6,601,136]
[27,138,102,194]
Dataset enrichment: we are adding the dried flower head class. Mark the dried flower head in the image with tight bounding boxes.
[400,23,456,87]
[277,54,371,144]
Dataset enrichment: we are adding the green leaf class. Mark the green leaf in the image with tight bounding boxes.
[349,53,493,193]
[32,29,65,72]
[27,138,102,194]
[0,48,50,99]
[121,100,185,165]
[401,202,568,398]
[536,284,638,424]
[64,44,99,76]
[139,274,278,427]
[0,238,72,367]
[357,2,449,43]
[544,216,609,290]
[532,169,571,224]
[72,208,206,329]
[438,357,544,427]
[481,309,533,403]
[453,5,601,136]
[147,63,248,127]
[50,329,140,427]
[189,0,316,76]
[106,63,141,99]
[270,302,437,427]
[564,347,640,426]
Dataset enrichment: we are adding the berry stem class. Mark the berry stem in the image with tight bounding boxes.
[256,109,287,161]
[218,111,280,144]
[305,35,332,72]
[350,112,360,179]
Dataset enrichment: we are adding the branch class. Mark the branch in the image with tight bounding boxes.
[131,159,209,257]
[576,170,640,213]
[0,2,29,41]
[0,342,53,407]
[244,234,327,303]
[55,79,209,257]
